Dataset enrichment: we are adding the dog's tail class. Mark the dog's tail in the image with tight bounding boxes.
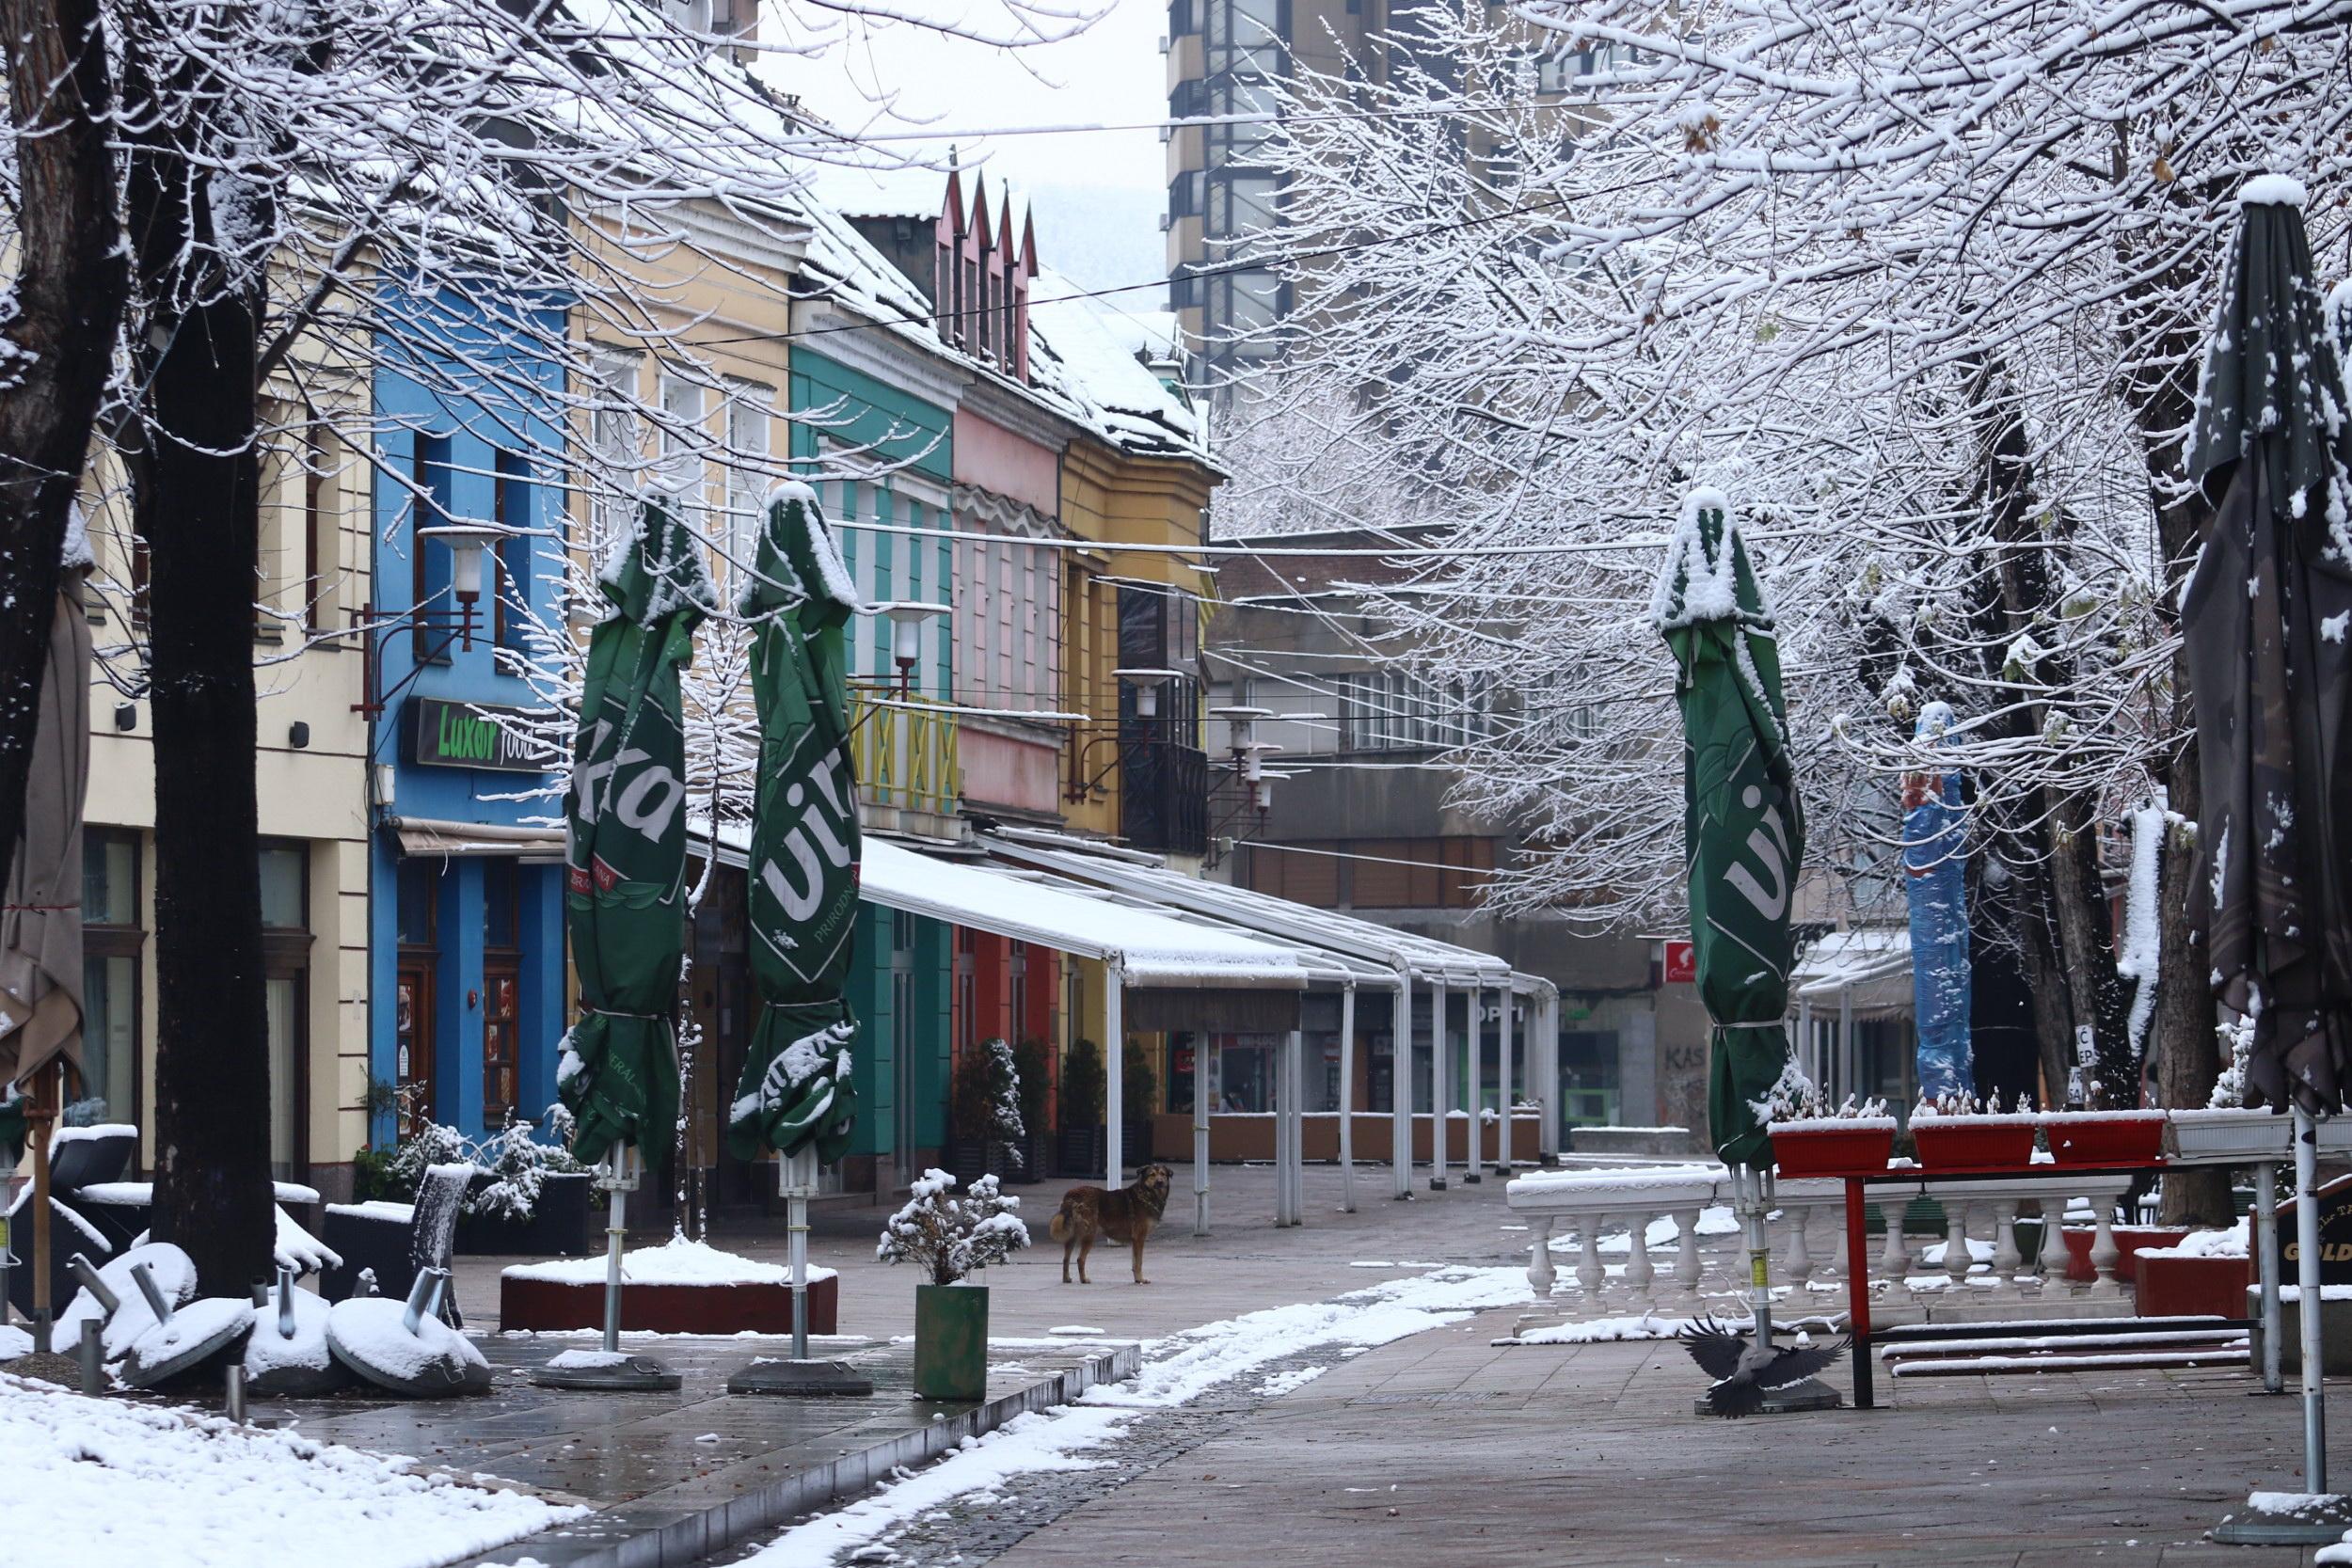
[1047,1195,1075,1243]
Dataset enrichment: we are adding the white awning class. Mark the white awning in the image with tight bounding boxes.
[1793,927,1912,1009]
[980,831,1523,990]
[390,816,565,863]
[697,823,1312,989]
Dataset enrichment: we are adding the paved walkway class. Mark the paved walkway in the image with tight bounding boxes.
[927,1307,2330,1568]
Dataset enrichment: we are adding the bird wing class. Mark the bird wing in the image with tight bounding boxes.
[1702,1373,1766,1418]
[1758,1336,1851,1387]
[1677,1316,1749,1382]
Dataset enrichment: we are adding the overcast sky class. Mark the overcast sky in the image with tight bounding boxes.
[761,0,1170,297]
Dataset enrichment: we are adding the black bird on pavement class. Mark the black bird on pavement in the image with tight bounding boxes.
[1677,1314,1849,1418]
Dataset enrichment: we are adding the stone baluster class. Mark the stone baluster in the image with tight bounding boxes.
[1878,1201,1911,1286]
[1526,1215,1556,1295]
[1783,1203,1814,1285]
[2027,1204,2066,1291]
[1670,1208,1704,1298]
[1990,1201,2024,1294]
[1943,1199,1973,1290]
[1575,1216,1607,1296]
[2086,1192,2123,1299]
[1625,1217,1657,1303]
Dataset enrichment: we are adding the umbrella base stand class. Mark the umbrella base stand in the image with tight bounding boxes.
[532,1354,683,1393]
[2211,1494,2352,1545]
[532,1151,679,1394]
[728,1357,874,1397]
[1691,1376,1842,1418]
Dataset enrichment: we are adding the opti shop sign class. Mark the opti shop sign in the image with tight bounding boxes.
[406,696,544,773]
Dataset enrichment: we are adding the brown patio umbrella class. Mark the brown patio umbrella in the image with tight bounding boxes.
[2183,179,2352,1116]
[0,539,93,1353]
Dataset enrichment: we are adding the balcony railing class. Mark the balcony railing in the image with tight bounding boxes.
[851,690,961,826]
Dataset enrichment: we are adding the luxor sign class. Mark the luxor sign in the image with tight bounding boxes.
[407,696,543,773]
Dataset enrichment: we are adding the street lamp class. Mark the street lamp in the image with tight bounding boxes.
[417,521,510,650]
[867,601,951,697]
[1115,667,1185,721]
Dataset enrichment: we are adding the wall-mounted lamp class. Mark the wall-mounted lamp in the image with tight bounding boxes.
[113,703,136,732]
[417,521,509,650]
[288,721,310,750]
[1115,667,1184,721]
[868,601,952,697]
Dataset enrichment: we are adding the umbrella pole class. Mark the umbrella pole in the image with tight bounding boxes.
[723,1146,872,1397]
[2296,1105,2327,1492]
[2257,1161,2284,1395]
[531,1143,681,1391]
[28,1061,57,1354]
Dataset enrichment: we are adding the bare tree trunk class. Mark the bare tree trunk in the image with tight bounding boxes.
[123,26,276,1295]
[0,0,126,891]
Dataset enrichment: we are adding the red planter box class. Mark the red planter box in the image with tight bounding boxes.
[1771,1124,1895,1176]
[2042,1113,2166,1166]
[1912,1118,2037,1170]
[2059,1226,2187,1284]
[2135,1250,2251,1319]
[500,1273,838,1335]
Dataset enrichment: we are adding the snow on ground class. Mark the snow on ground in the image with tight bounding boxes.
[502,1235,837,1287]
[739,1265,1540,1567]
[1254,1365,1327,1397]
[0,1371,580,1568]
[1493,1311,1716,1346]
[0,1324,30,1358]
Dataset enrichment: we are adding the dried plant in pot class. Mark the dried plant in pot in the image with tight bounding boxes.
[1908,1091,2040,1170]
[877,1169,1031,1402]
[1753,1063,1896,1176]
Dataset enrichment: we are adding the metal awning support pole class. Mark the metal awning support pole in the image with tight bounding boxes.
[1430,980,1450,1191]
[1194,1026,1211,1237]
[1838,986,1854,1101]
[1271,1030,1290,1226]
[1497,985,1515,1173]
[1537,988,1561,1164]
[1338,982,1358,1212]
[1287,1028,1305,1226]
[1105,963,1125,1183]
[2257,1160,2284,1394]
[1796,998,1814,1085]
[2297,1105,2327,1492]
[1466,985,1486,1185]
[1391,974,1414,1199]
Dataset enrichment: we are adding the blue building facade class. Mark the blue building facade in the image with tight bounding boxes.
[368,287,570,1147]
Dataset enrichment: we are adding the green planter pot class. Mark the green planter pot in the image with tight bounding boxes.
[914,1282,991,1402]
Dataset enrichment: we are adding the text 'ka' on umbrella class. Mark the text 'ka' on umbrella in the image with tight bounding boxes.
[2189,177,2352,1546]
[0,537,94,1358]
[724,481,870,1398]
[537,497,713,1393]
[1654,487,1834,1416]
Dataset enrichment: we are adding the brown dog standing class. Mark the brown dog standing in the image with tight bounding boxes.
[1048,1164,1173,1284]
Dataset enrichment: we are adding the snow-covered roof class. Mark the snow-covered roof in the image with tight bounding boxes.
[696,823,1310,986]
[1025,269,1209,462]
[980,830,1522,989]
[1792,927,1912,1007]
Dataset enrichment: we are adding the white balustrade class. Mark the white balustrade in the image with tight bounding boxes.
[1504,1165,2141,1318]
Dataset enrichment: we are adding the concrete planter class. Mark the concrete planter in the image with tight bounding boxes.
[2043,1112,2166,1166]
[2248,1289,2352,1374]
[914,1282,990,1402]
[2136,1251,2250,1319]
[500,1271,838,1335]
[1769,1122,1895,1177]
[1912,1117,2037,1170]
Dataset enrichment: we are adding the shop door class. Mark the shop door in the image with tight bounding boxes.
[396,962,437,1134]
[892,911,918,1188]
[483,962,519,1127]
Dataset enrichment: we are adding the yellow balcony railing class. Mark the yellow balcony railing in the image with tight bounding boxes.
[850,689,961,820]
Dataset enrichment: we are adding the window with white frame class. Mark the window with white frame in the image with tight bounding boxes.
[587,351,644,550]
[657,367,707,515]
[952,519,1057,716]
[723,383,772,584]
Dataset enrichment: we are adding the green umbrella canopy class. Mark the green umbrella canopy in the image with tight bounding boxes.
[558,498,713,1167]
[2183,176,2352,1116]
[727,482,864,1164]
[1652,488,1807,1167]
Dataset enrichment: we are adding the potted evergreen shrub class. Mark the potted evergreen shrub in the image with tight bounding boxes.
[1059,1038,1107,1177]
[947,1040,1024,1185]
[1121,1037,1157,1167]
[1753,1064,1894,1176]
[878,1169,1030,1401]
[1013,1037,1053,1181]
[457,1109,594,1255]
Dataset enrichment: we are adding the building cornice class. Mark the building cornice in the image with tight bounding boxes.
[796,298,973,412]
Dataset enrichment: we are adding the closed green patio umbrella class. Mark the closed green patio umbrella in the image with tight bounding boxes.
[557,498,711,1168]
[1653,488,1805,1171]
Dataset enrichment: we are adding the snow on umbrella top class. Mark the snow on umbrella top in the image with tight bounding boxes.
[2182,177,2352,1117]
[1653,489,1807,1167]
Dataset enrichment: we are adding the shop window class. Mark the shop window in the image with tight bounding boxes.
[80,831,143,1130]
[411,433,454,663]
[493,451,534,652]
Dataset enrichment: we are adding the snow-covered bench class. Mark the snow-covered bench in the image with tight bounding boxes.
[1504,1164,2138,1308]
